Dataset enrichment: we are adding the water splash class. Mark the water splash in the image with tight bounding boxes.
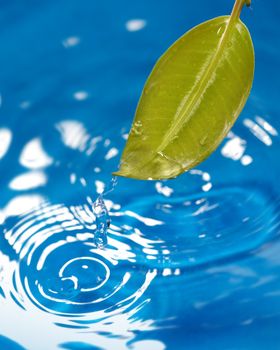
[92,176,118,247]
[92,195,110,246]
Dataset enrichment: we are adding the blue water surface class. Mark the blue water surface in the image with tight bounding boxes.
[0,0,280,349]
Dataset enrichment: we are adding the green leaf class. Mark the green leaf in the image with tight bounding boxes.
[114,0,254,180]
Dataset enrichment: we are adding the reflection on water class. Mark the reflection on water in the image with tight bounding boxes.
[0,111,279,350]
[0,128,12,160]
[0,0,280,349]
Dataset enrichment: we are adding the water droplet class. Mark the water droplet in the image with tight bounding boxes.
[93,195,110,246]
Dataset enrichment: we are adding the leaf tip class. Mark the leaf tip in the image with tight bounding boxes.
[112,168,133,179]
[112,170,122,177]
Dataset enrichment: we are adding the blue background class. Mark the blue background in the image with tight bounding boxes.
[0,1,279,349]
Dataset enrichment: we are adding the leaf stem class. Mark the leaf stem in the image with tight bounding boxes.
[231,0,251,21]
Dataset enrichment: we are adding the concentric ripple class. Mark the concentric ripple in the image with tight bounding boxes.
[0,118,280,350]
[2,201,156,321]
[1,113,279,344]
[109,172,280,271]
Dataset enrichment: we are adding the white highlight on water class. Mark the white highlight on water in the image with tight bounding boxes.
[62,36,81,48]
[0,128,12,159]
[125,19,147,32]
[20,138,53,169]
[9,171,47,191]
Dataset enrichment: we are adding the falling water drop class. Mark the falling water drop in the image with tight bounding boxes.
[92,176,118,247]
[93,195,110,247]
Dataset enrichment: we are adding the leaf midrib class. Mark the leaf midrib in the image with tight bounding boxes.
[155,16,236,155]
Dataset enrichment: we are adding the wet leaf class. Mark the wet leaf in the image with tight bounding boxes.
[114,0,254,180]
